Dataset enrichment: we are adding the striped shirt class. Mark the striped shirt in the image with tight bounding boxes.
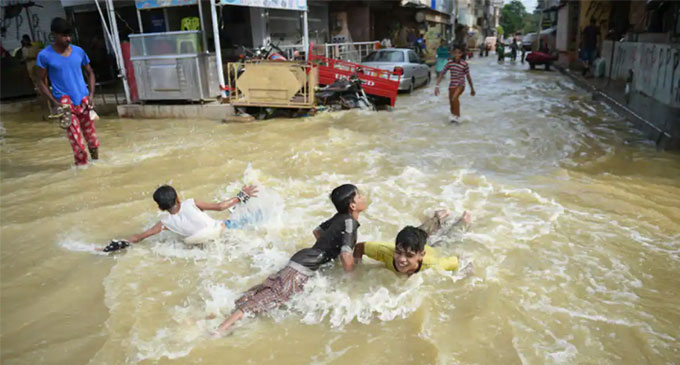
[443,59,469,88]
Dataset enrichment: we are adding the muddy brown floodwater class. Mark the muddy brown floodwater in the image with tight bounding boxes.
[1,58,679,364]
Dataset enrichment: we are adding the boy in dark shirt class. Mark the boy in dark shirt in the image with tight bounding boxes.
[215,184,367,334]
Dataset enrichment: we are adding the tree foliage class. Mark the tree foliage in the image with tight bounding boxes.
[500,0,527,35]
[523,12,541,33]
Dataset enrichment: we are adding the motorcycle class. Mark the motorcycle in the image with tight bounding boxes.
[315,72,375,111]
[237,42,287,62]
[226,42,288,97]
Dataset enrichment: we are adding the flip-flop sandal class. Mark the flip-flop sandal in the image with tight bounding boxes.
[103,239,131,253]
[59,104,72,129]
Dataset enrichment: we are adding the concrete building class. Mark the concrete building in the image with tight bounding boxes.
[454,0,502,48]
[491,0,503,29]
[554,0,680,149]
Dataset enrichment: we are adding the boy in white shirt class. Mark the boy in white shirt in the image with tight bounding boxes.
[101,184,258,252]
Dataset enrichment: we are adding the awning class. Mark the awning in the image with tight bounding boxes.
[425,12,451,24]
[1,0,31,5]
[401,0,451,14]
[401,0,428,8]
[540,27,556,35]
[135,0,197,10]
[219,0,307,11]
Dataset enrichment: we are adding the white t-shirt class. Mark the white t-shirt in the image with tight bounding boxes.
[160,199,221,237]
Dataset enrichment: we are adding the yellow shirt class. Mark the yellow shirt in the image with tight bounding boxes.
[363,241,459,273]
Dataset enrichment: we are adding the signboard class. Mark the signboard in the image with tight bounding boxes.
[220,0,307,11]
[1,0,31,5]
[541,18,553,29]
[401,0,451,14]
[135,0,197,10]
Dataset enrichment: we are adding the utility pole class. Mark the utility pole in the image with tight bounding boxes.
[533,0,543,51]
[210,1,227,99]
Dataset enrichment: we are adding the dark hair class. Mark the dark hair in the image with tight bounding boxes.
[395,226,428,253]
[153,185,177,211]
[51,18,72,35]
[330,184,357,214]
[453,45,464,52]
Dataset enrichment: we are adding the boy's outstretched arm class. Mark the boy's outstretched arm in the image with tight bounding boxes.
[467,73,476,96]
[353,242,365,264]
[195,185,259,211]
[215,309,244,336]
[127,222,163,243]
[340,252,356,272]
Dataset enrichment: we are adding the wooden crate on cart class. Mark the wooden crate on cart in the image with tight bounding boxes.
[227,61,317,108]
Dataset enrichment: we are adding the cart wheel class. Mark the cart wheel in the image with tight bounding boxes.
[529,63,536,70]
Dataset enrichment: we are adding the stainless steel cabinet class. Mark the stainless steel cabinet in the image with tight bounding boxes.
[129,31,220,101]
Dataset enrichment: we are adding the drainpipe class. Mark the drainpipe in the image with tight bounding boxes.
[136,7,143,32]
[94,0,131,104]
[606,39,615,88]
[534,10,544,51]
[210,0,227,98]
[303,9,309,60]
[106,0,131,104]
[197,0,208,52]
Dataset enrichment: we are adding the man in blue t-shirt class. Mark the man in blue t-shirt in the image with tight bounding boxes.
[37,18,99,166]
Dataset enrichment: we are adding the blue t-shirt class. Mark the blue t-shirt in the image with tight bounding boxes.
[37,45,90,106]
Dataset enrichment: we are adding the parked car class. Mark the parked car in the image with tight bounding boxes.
[361,48,430,93]
[522,33,537,51]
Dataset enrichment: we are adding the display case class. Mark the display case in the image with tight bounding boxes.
[129,31,219,101]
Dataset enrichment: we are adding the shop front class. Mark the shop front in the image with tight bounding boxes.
[220,0,311,59]
[130,0,219,101]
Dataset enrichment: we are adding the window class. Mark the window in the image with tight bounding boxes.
[364,50,405,62]
[408,51,419,63]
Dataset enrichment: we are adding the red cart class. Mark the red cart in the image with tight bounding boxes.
[309,54,401,106]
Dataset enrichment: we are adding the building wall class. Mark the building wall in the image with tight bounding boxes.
[577,0,610,48]
[250,7,267,47]
[1,0,67,50]
[556,5,568,51]
[346,5,370,41]
[308,2,329,44]
[603,41,680,108]
[628,0,646,33]
[456,0,475,27]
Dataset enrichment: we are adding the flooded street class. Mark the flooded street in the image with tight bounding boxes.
[2,57,679,364]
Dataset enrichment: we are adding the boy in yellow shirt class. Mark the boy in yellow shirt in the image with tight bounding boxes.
[353,211,470,275]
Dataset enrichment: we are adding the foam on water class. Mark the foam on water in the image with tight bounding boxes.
[58,238,109,256]
[88,160,497,361]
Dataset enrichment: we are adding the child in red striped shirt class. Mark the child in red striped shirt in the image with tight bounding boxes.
[435,45,476,123]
